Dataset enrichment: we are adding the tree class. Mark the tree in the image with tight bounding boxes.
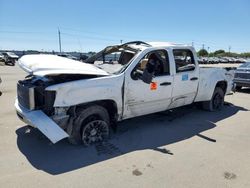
[214,49,225,56]
[240,52,250,58]
[197,49,208,57]
[87,51,96,56]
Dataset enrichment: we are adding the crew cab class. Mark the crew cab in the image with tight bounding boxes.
[15,41,234,145]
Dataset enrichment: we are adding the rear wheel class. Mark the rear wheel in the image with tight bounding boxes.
[202,87,225,111]
[67,105,110,146]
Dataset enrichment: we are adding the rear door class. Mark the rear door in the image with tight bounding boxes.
[169,49,199,109]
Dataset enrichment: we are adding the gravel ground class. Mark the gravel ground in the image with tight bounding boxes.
[0,65,250,188]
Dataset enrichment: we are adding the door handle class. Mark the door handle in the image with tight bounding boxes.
[190,77,198,81]
[160,82,172,86]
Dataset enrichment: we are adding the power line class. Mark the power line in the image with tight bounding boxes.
[0,28,249,52]
[0,30,52,34]
[60,32,119,42]
[60,27,139,40]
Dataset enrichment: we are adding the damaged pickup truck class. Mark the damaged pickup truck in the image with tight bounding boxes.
[15,41,234,145]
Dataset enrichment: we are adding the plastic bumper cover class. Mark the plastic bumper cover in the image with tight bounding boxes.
[15,99,69,144]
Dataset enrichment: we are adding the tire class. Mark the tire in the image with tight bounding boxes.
[67,105,110,146]
[202,87,225,111]
[235,85,242,91]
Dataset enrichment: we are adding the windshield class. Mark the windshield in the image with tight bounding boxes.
[84,41,149,74]
[93,50,138,74]
[239,62,250,68]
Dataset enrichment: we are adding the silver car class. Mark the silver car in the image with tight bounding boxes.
[234,62,250,90]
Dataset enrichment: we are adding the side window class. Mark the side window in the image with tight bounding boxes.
[173,49,195,73]
[136,50,170,76]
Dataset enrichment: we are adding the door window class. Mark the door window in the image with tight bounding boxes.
[134,50,170,77]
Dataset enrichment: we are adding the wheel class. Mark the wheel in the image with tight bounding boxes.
[235,85,242,91]
[202,87,225,111]
[67,105,110,146]
[81,116,109,146]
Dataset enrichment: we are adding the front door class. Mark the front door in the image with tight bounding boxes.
[124,50,173,119]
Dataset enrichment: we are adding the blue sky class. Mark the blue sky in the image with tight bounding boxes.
[0,0,250,52]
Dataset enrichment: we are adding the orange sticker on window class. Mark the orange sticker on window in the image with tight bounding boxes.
[150,82,157,90]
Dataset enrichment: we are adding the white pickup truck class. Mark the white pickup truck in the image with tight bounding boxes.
[15,41,234,145]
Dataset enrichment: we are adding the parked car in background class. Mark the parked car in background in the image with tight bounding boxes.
[219,57,229,63]
[0,53,4,62]
[197,56,247,64]
[209,57,220,64]
[0,76,2,96]
[234,62,250,90]
[235,58,246,64]
[197,57,207,64]
[2,52,19,66]
[79,53,89,61]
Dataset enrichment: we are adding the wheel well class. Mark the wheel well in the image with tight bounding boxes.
[215,81,227,94]
[74,100,118,122]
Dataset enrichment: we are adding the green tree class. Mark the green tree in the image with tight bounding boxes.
[214,49,225,56]
[88,51,96,56]
[197,49,208,57]
[240,52,250,58]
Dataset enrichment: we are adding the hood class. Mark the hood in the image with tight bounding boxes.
[237,68,250,71]
[18,54,109,76]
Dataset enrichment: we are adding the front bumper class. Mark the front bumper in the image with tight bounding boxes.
[15,99,69,143]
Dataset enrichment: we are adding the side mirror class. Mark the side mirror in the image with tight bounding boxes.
[131,69,153,84]
[141,69,154,84]
[132,60,155,84]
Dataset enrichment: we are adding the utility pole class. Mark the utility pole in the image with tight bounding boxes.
[229,45,231,54]
[202,44,205,50]
[58,28,62,53]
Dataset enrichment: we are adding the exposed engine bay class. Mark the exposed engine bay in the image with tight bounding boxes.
[17,74,98,115]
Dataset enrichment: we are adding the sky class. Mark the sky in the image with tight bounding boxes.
[0,0,250,53]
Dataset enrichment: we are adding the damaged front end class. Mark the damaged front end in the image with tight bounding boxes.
[15,74,98,143]
[15,101,69,144]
